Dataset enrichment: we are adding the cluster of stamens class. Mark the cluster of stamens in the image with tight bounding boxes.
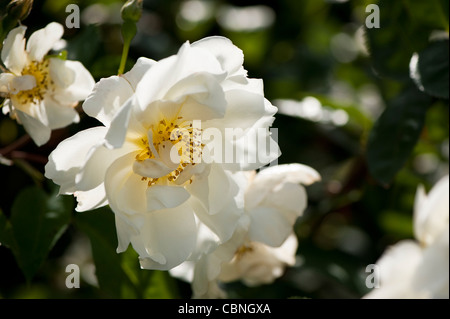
[135,116,204,187]
[13,60,54,104]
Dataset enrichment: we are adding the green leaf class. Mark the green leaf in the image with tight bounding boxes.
[75,207,133,298]
[366,86,432,186]
[379,210,414,239]
[404,0,450,31]
[411,40,449,100]
[9,186,72,282]
[121,247,179,299]
[364,0,438,80]
[46,50,68,60]
[0,209,14,248]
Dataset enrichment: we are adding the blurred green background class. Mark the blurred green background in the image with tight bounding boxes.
[0,0,448,299]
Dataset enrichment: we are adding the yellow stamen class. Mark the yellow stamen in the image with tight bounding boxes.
[134,115,204,187]
[13,60,54,105]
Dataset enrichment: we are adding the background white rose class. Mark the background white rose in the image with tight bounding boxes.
[364,175,449,299]
[0,22,95,146]
[170,164,321,298]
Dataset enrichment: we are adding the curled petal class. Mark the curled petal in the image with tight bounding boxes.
[192,36,246,78]
[1,26,28,74]
[122,57,156,90]
[54,60,95,103]
[45,126,108,194]
[74,184,108,212]
[82,76,134,127]
[135,42,224,109]
[104,97,135,149]
[26,22,64,62]
[165,72,227,121]
[246,163,321,209]
[138,203,197,270]
[146,185,190,211]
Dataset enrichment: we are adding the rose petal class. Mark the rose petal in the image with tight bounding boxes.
[49,58,75,89]
[122,57,156,90]
[246,163,320,209]
[43,97,80,130]
[15,109,51,146]
[136,42,224,109]
[76,140,137,191]
[26,22,64,62]
[138,202,197,270]
[414,175,449,246]
[54,60,95,102]
[74,184,108,212]
[45,126,108,194]
[82,76,134,127]
[412,227,449,298]
[10,75,36,93]
[146,185,190,211]
[1,26,28,74]
[191,36,245,77]
[133,158,176,179]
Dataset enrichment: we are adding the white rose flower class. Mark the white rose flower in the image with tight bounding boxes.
[0,22,95,146]
[218,232,298,287]
[45,36,280,271]
[364,175,449,299]
[170,164,321,298]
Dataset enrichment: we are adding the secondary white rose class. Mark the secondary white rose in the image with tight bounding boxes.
[364,175,449,299]
[218,232,298,287]
[45,36,280,271]
[170,164,321,298]
[0,22,95,146]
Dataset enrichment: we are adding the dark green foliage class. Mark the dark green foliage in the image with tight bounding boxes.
[0,186,72,282]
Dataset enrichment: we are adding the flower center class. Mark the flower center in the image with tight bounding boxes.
[13,60,54,104]
[235,244,254,260]
[135,116,203,187]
